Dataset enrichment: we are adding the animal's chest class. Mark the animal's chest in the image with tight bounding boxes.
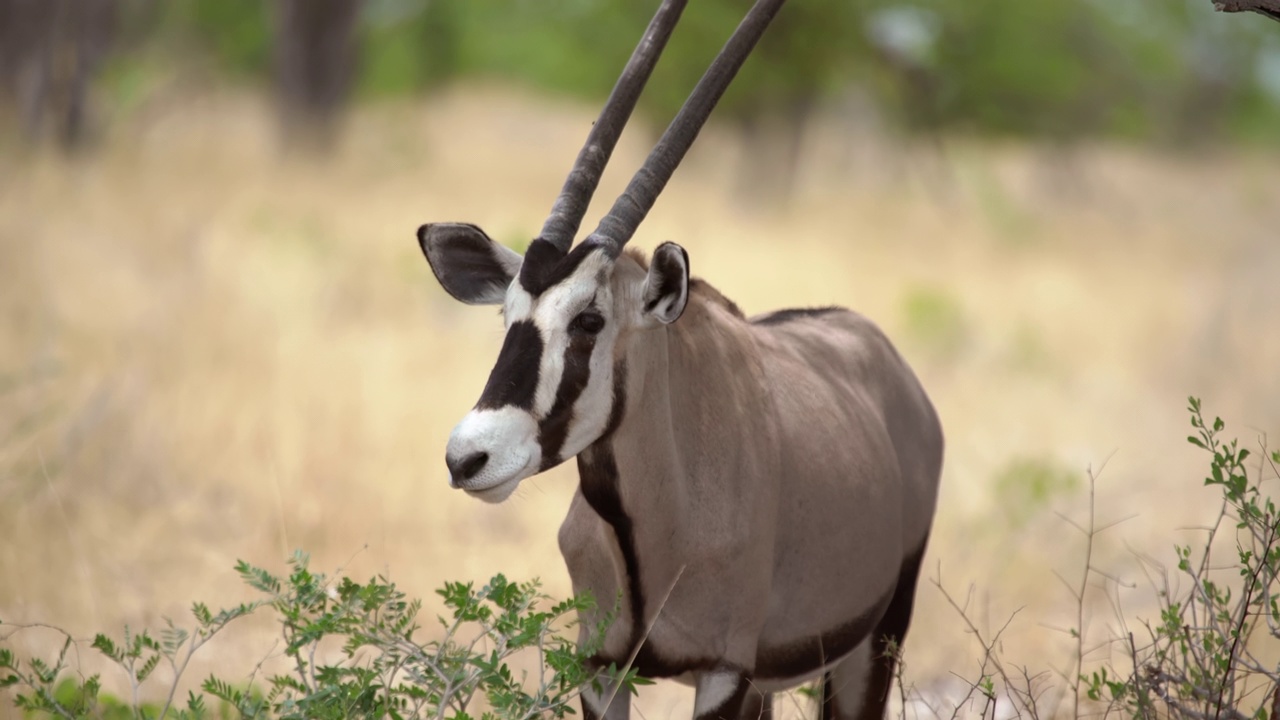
[557,482,774,678]
[557,488,643,659]
[558,489,626,606]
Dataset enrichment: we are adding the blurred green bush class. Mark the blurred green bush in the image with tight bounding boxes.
[118,0,1280,144]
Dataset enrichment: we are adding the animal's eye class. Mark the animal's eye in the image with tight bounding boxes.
[570,311,605,335]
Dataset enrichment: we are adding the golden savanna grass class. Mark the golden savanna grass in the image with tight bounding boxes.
[1,86,1278,716]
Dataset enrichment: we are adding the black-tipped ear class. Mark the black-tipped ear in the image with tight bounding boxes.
[418,223,524,305]
[642,241,689,324]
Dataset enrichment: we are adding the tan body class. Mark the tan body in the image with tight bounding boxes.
[558,255,943,711]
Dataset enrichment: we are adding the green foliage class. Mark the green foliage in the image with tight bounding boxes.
[358,0,464,97]
[117,0,1280,145]
[0,553,619,719]
[930,398,1277,719]
[170,0,273,80]
[4,399,1276,718]
[1080,397,1280,719]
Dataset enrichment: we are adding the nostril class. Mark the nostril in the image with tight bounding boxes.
[461,452,488,479]
[448,451,489,484]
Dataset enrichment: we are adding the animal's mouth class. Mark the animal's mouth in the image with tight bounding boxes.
[463,476,521,504]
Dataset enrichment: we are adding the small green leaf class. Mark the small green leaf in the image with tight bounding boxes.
[137,653,161,682]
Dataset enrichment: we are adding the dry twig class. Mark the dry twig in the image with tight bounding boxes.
[1211,0,1280,22]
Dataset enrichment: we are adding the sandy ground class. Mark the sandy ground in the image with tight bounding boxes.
[1,86,1278,718]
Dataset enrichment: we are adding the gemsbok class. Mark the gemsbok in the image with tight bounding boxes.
[415,1,944,718]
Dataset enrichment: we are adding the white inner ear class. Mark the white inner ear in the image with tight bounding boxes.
[642,246,689,325]
[649,294,681,323]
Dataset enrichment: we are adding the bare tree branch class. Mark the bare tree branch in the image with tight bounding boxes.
[1211,0,1280,23]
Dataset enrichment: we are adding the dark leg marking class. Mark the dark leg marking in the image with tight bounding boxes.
[821,539,930,720]
[740,687,773,720]
[695,669,751,720]
[580,678,625,720]
[855,539,928,720]
[821,672,838,720]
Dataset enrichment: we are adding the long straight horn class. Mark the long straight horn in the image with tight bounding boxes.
[538,0,689,254]
[589,0,786,256]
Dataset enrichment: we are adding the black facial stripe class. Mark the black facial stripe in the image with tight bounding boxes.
[520,238,601,296]
[475,320,543,411]
[600,360,627,440]
[537,331,598,468]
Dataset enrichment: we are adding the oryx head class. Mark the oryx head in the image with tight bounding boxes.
[418,0,784,502]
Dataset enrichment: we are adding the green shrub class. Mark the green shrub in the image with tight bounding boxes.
[1,554,636,719]
[933,397,1278,719]
[5,397,1275,719]
[1082,398,1280,719]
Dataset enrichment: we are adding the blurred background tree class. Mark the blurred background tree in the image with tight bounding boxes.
[1,0,1278,154]
[0,0,118,150]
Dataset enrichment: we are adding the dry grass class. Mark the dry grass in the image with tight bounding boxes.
[1,85,1278,717]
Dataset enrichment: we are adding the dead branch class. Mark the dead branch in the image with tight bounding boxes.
[1211,0,1280,22]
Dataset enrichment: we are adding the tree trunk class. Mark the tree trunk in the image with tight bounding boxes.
[274,0,361,153]
[0,0,115,150]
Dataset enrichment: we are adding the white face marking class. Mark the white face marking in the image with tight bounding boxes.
[530,252,613,416]
[693,669,741,717]
[503,283,533,325]
[445,407,541,503]
[444,249,623,502]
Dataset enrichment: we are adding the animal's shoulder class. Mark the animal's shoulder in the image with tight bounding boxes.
[748,305,905,374]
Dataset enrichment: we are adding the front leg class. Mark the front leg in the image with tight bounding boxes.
[581,672,630,720]
[694,666,770,720]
